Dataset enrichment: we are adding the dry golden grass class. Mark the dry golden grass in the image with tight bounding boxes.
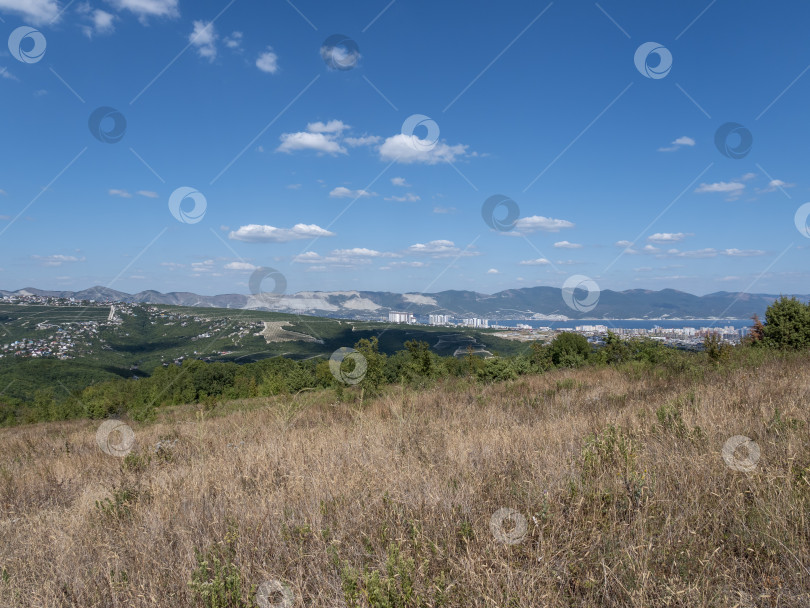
[1,355,809,607]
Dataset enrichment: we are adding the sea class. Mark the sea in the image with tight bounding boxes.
[494,319,753,331]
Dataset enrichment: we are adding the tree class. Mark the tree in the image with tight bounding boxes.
[762,296,810,350]
[597,331,631,365]
[744,314,765,347]
[353,336,387,397]
[549,332,591,368]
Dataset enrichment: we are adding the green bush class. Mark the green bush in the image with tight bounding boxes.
[549,332,591,368]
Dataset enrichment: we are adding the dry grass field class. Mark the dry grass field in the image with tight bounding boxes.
[1,353,809,607]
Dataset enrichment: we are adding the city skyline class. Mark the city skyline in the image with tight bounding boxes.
[2,0,810,300]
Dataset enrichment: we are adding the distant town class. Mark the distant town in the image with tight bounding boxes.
[0,294,748,362]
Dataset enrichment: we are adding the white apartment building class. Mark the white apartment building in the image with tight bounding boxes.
[429,314,450,325]
[389,311,415,324]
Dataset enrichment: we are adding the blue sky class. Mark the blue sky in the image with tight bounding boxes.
[1,0,809,297]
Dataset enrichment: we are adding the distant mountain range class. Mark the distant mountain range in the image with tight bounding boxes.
[3,286,806,321]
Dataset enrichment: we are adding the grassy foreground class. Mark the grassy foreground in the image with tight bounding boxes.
[1,353,809,607]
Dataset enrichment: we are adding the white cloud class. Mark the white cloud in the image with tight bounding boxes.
[277,131,346,155]
[741,172,757,181]
[647,232,690,243]
[379,134,467,164]
[407,239,479,258]
[0,67,17,81]
[0,0,60,23]
[433,206,456,214]
[256,47,279,73]
[223,31,242,49]
[384,193,420,202]
[190,20,217,61]
[519,258,551,266]
[486,268,500,274]
[329,187,375,198]
[224,261,257,270]
[658,135,695,152]
[676,248,718,258]
[513,215,574,233]
[694,181,745,194]
[391,177,410,187]
[307,120,347,134]
[33,254,85,267]
[136,190,158,198]
[228,223,335,243]
[331,248,399,258]
[553,240,582,249]
[344,135,381,147]
[723,248,766,257]
[109,189,132,198]
[293,247,397,269]
[616,240,633,247]
[0,189,7,196]
[643,244,660,253]
[80,7,116,37]
[105,0,179,19]
[758,179,795,193]
[286,184,301,190]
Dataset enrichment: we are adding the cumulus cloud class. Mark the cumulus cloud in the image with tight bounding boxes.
[256,47,279,73]
[223,31,242,49]
[228,223,335,243]
[384,193,420,202]
[344,135,381,147]
[512,215,574,234]
[293,247,398,269]
[0,0,60,23]
[553,240,582,249]
[79,6,116,37]
[407,239,479,258]
[658,136,695,152]
[308,120,347,134]
[33,254,85,267]
[647,232,691,243]
[694,181,745,194]
[277,131,346,155]
[379,134,468,164]
[190,20,217,61]
[487,268,500,274]
[757,179,795,193]
[137,190,158,198]
[224,261,257,270]
[106,0,179,20]
[329,187,375,198]
[391,177,410,187]
[109,189,132,198]
[519,258,551,266]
